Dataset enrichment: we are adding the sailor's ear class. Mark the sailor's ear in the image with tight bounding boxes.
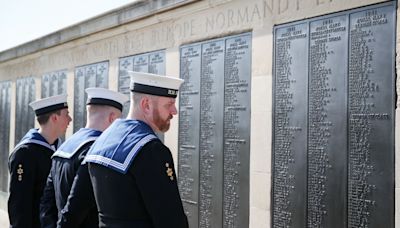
[140,96,151,114]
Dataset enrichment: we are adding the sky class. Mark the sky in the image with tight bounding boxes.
[0,0,137,52]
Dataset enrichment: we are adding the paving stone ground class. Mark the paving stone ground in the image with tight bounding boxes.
[0,209,9,227]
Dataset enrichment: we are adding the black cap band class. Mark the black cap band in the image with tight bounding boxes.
[87,98,123,111]
[131,83,178,98]
[35,103,68,116]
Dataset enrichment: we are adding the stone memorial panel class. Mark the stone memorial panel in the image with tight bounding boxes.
[149,51,165,74]
[179,32,251,228]
[118,50,166,118]
[272,2,395,227]
[74,61,109,132]
[96,62,109,88]
[134,54,149,73]
[223,34,251,228]
[41,70,68,140]
[42,70,67,98]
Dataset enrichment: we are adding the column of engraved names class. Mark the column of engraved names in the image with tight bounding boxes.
[199,41,224,228]
[42,74,50,98]
[15,77,35,143]
[74,62,109,132]
[149,52,165,74]
[15,79,23,143]
[96,63,108,88]
[119,57,133,118]
[118,52,165,118]
[348,7,394,228]
[25,78,35,138]
[223,35,250,228]
[74,68,85,132]
[273,28,296,227]
[84,66,97,130]
[273,24,308,227]
[0,81,10,192]
[50,73,59,96]
[178,45,201,228]
[307,16,347,227]
[42,71,68,98]
[134,54,149,72]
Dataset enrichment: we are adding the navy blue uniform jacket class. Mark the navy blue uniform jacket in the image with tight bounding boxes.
[85,119,189,228]
[8,129,60,228]
[40,128,101,228]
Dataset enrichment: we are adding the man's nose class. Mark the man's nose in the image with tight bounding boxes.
[171,105,177,115]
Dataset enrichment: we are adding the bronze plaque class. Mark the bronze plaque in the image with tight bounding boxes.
[272,2,395,227]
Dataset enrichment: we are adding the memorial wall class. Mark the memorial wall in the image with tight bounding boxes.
[273,2,395,227]
[0,0,397,227]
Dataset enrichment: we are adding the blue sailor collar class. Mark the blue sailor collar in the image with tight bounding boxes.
[52,128,102,159]
[13,128,62,153]
[84,119,159,174]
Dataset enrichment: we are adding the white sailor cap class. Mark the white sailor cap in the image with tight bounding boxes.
[29,94,68,116]
[129,71,184,98]
[85,87,129,111]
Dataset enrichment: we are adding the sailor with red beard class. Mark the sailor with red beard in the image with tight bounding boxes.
[84,72,188,228]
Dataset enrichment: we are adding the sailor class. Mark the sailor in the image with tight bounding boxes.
[84,72,189,228]
[8,94,72,228]
[40,88,128,228]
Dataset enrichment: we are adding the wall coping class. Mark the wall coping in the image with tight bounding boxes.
[0,0,197,63]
